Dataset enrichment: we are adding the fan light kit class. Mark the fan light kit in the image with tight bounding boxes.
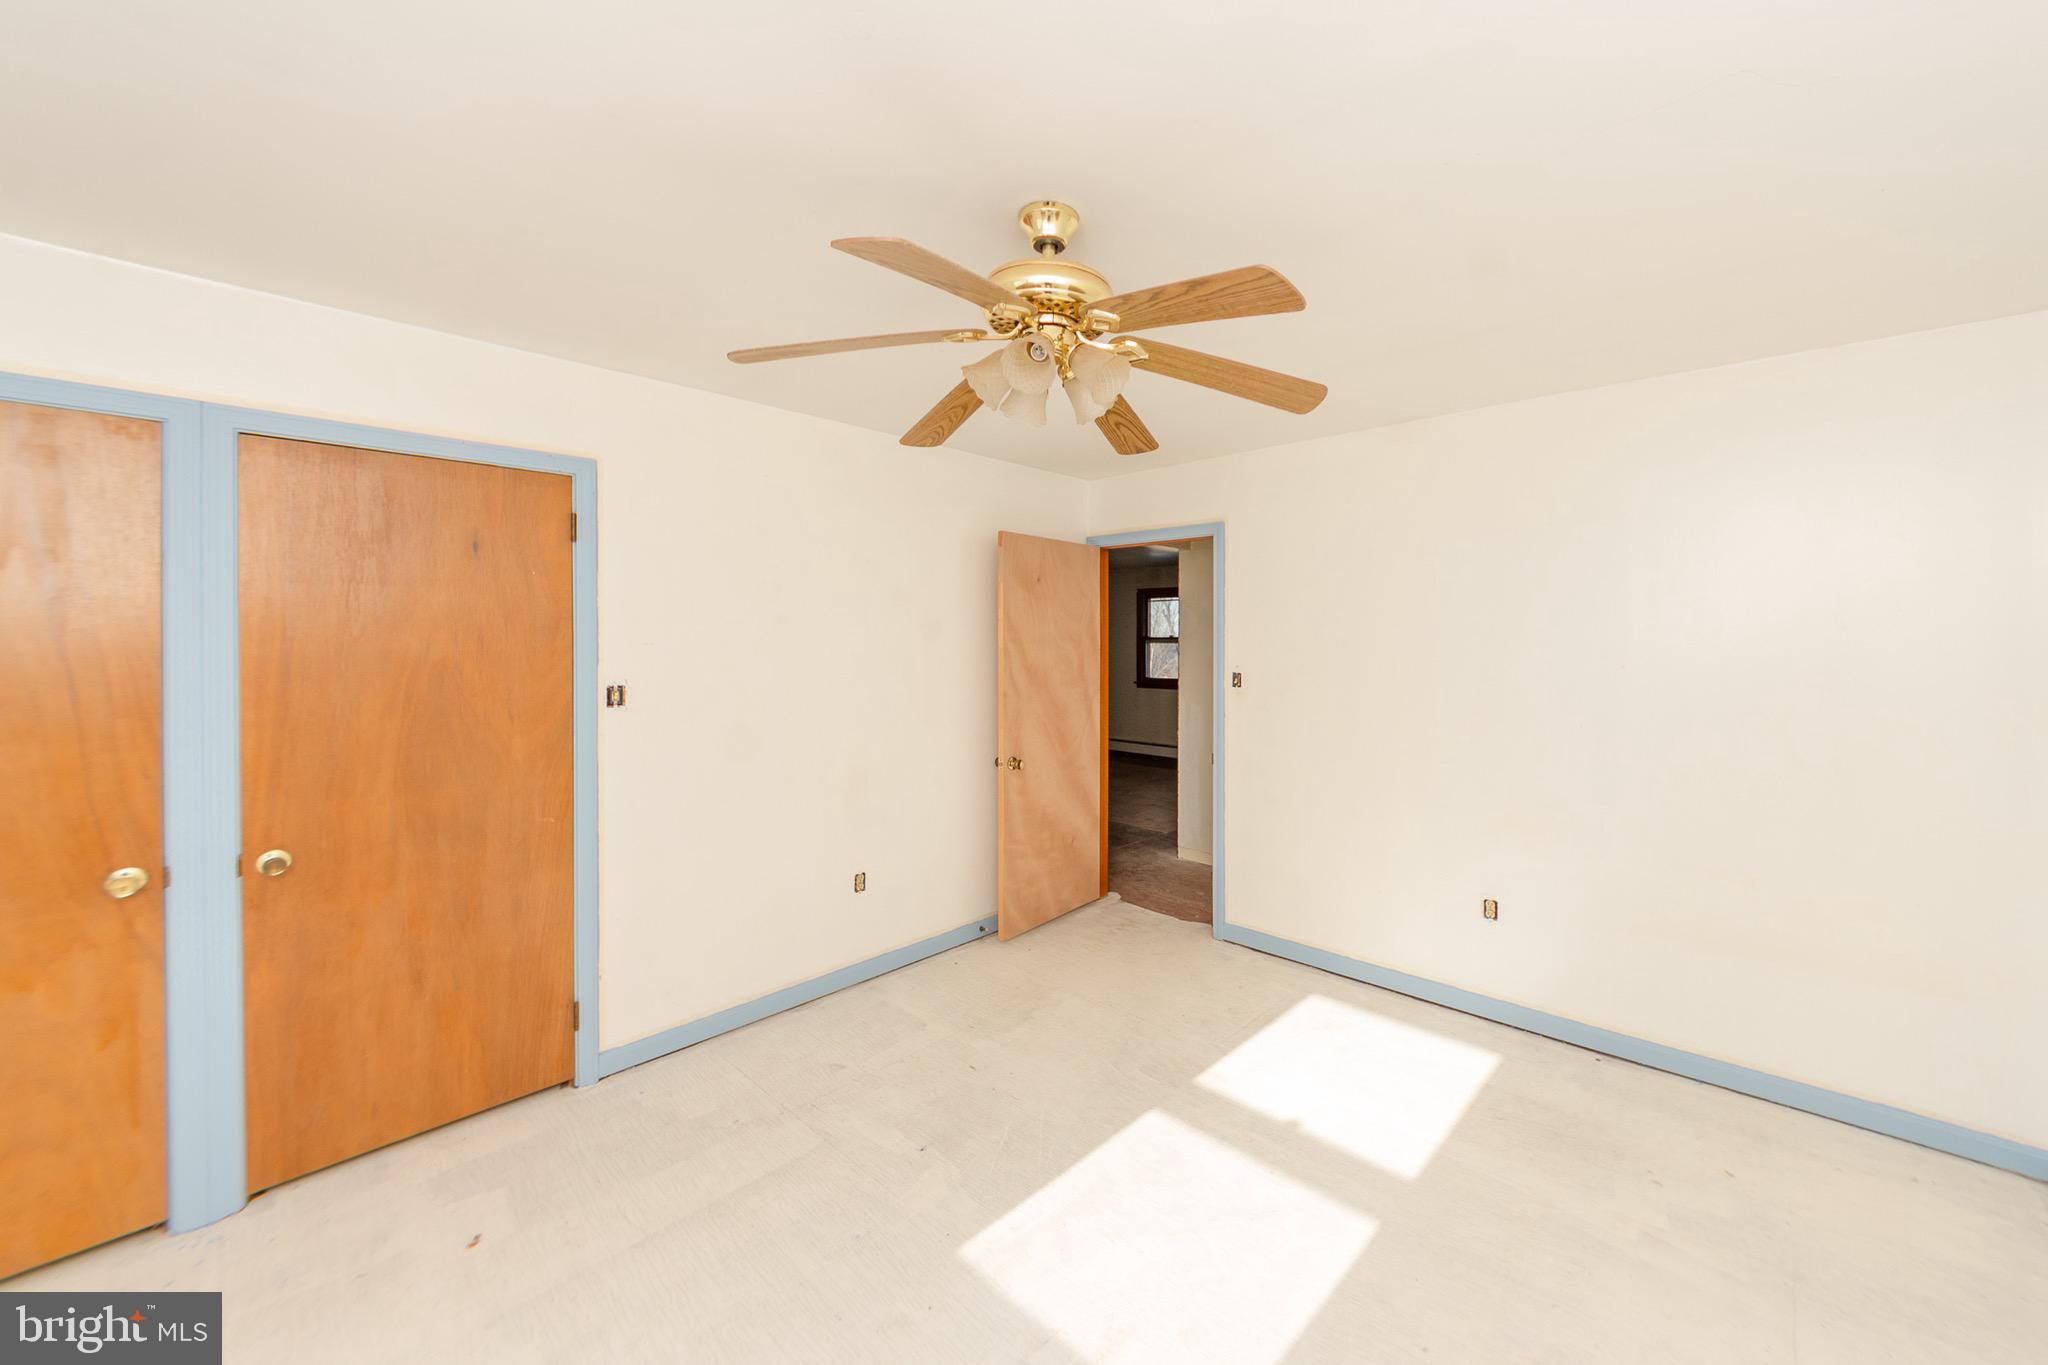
[729,201,1327,455]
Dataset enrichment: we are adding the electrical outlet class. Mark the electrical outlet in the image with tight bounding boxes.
[1482,898,1498,921]
[853,872,866,893]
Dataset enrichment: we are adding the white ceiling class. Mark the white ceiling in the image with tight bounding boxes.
[3,2,2044,479]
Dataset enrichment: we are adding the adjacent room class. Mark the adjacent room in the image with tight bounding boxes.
[1106,540,1214,923]
[2,3,2044,1362]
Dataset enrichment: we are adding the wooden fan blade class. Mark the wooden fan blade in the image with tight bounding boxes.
[1094,396,1158,455]
[901,379,983,447]
[1094,265,1305,331]
[729,329,987,364]
[1130,337,1327,413]
[833,237,1029,311]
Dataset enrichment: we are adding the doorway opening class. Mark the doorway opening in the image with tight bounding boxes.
[1104,539,1214,923]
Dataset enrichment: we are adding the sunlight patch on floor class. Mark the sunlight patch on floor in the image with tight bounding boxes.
[961,1109,1376,1365]
[1197,994,1500,1179]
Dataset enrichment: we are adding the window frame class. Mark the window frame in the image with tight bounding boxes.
[1135,586,1180,690]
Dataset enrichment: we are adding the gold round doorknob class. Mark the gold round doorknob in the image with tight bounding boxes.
[255,849,294,878]
[103,866,150,900]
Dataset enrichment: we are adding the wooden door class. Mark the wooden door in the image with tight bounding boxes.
[239,436,574,1193]
[996,532,1105,939]
[0,400,165,1275]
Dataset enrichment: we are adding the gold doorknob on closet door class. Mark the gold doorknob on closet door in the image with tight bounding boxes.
[103,866,150,900]
[255,849,294,878]
[1005,756,1024,771]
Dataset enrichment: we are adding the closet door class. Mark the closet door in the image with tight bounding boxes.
[0,400,165,1276]
[239,435,574,1193]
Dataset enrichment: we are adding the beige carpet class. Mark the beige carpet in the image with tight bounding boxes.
[12,901,2044,1362]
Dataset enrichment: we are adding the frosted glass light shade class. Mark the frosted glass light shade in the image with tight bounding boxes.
[964,334,1056,427]
[1064,343,1131,424]
[1003,388,1049,425]
[962,348,1010,406]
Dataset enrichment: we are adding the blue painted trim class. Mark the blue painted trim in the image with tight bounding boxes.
[1,376,603,1231]
[199,406,598,480]
[200,407,604,1096]
[172,405,246,1232]
[1090,514,2043,1179]
[569,465,600,1089]
[1218,921,2048,1180]
[596,917,997,1079]
[6,375,601,1232]
[161,396,222,1236]
[1088,523,1227,936]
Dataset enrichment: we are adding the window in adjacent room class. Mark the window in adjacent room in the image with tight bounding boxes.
[1137,587,1179,688]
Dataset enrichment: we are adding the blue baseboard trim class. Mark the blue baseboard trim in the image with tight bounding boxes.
[593,916,998,1081]
[1218,922,2048,1181]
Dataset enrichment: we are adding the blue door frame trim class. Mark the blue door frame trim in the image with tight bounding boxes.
[196,405,602,1229]
[3,371,601,1235]
[580,523,1175,1081]
[1,372,210,1232]
[11,358,2032,1233]
[199,405,602,1094]
[582,526,1211,1081]
[1087,523,1227,936]
[1084,516,2043,1179]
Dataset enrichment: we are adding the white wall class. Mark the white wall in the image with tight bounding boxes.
[11,226,2041,1150]
[1107,563,1179,748]
[1090,310,2048,1149]
[1176,540,1214,859]
[0,233,1088,1051]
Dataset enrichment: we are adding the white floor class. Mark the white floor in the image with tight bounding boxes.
[15,898,2047,1362]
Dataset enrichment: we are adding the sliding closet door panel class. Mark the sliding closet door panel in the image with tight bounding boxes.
[239,435,573,1193]
[0,400,165,1276]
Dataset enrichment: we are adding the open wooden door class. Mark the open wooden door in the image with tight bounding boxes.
[996,531,1105,939]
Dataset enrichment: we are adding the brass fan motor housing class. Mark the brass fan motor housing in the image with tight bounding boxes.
[986,200,1113,323]
[985,257,1114,313]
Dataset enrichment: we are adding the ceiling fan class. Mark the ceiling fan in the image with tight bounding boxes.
[728,201,1327,455]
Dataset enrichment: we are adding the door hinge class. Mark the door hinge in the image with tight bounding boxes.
[570,511,579,542]
[572,1000,581,1031]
